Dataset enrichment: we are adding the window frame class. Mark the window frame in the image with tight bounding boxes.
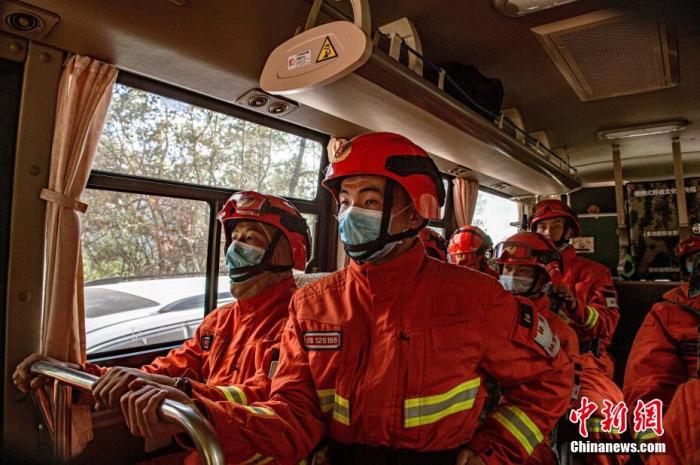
[427,174,456,239]
[470,186,521,244]
[85,73,334,357]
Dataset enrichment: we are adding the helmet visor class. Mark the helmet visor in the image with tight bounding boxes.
[494,242,536,263]
[229,191,269,216]
[448,251,482,268]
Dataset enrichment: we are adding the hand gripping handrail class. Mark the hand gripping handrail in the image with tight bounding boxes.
[30,361,225,465]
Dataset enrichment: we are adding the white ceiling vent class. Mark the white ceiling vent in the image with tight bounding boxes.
[532,9,679,101]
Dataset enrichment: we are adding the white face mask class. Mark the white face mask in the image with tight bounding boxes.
[499,275,535,295]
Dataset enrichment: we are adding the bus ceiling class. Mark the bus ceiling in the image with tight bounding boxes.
[3,1,699,195]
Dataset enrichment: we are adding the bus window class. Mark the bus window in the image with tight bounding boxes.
[82,77,328,356]
[82,191,219,354]
[472,190,519,243]
[93,83,324,200]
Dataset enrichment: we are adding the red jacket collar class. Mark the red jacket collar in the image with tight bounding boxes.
[348,239,426,291]
[560,244,577,262]
[237,276,296,314]
[662,283,700,309]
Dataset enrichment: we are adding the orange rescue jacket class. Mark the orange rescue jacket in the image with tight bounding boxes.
[624,283,699,446]
[85,277,296,465]
[195,242,574,465]
[560,245,620,375]
[647,379,700,465]
[140,277,294,402]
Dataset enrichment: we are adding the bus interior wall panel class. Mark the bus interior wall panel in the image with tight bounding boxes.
[3,42,63,461]
[570,187,617,215]
[0,57,24,444]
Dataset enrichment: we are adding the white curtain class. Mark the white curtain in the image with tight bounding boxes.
[453,178,480,226]
[40,55,118,454]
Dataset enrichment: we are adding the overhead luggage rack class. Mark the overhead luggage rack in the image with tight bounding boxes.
[261,1,581,195]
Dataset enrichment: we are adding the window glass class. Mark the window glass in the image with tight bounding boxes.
[440,178,450,218]
[428,225,446,238]
[93,84,323,200]
[472,190,519,244]
[82,189,219,354]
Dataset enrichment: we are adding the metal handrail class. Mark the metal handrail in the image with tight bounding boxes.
[30,361,226,465]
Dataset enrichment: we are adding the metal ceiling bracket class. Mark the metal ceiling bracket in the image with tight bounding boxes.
[672,136,689,241]
[377,17,423,76]
[612,144,634,278]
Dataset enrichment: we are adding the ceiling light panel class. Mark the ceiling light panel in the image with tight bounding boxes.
[493,0,581,17]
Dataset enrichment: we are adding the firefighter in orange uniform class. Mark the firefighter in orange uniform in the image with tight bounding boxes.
[624,236,700,455]
[530,199,620,377]
[119,132,574,465]
[447,225,499,278]
[495,232,628,465]
[13,191,310,465]
[418,227,448,261]
[530,200,627,465]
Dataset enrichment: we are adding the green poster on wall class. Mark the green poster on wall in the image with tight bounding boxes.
[627,179,700,280]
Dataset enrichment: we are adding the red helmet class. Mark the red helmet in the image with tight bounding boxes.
[218,191,310,271]
[419,228,448,261]
[676,236,700,262]
[495,232,563,285]
[529,199,580,237]
[676,236,700,277]
[322,132,445,220]
[447,226,493,267]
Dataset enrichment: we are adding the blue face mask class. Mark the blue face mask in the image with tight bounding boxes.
[499,275,535,295]
[226,241,266,281]
[338,206,407,262]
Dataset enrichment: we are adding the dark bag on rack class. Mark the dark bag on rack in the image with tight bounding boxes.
[425,62,504,121]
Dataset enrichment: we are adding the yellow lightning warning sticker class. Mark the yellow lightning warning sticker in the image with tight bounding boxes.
[316,36,338,62]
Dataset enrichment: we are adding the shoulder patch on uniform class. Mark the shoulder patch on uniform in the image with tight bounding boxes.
[518,303,534,329]
[303,331,342,350]
[534,314,560,357]
[200,335,213,350]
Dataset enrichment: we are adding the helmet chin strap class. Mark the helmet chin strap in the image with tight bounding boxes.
[520,269,546,297]
[343,179,427,262]
[230,230,293,283]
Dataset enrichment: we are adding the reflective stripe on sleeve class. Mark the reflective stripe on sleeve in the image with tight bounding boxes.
[582,306,599,331]
[491,405,544,455]
[243,405,275,416]
[316,389,335,414]
[241,453,274,465]
[404,377,480,428]
[586,417,621,436]
[215,385,248,405]
[332,393,351,426]
[634,428,658,443]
